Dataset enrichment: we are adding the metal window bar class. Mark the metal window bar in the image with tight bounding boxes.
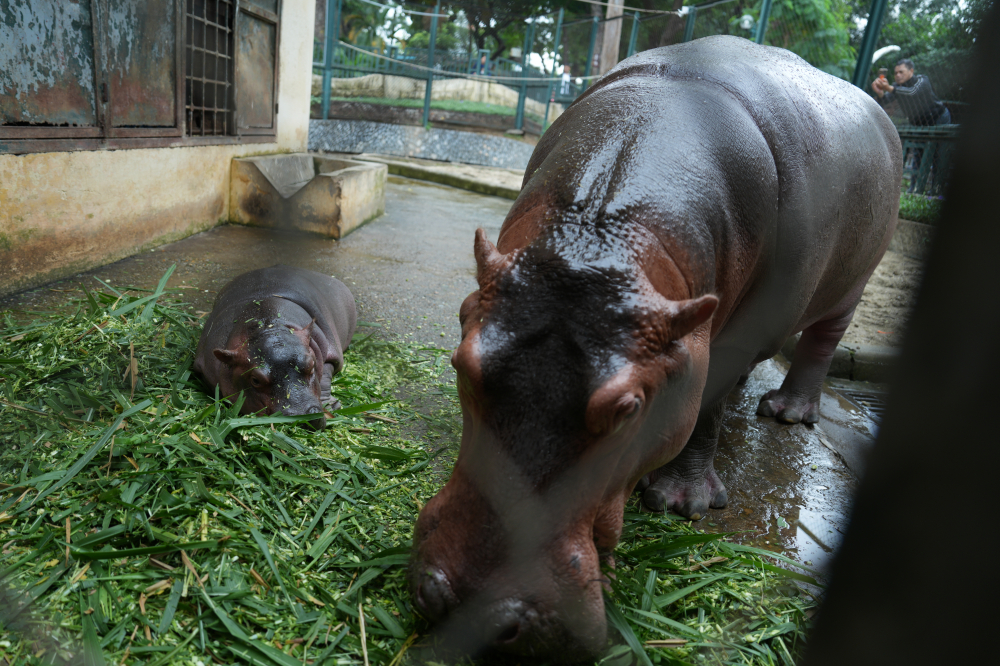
[185,0,235,136]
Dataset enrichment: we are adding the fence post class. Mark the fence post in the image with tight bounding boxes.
[753,0,772,44]
[627,11,640,58]
[584,15,599,80]
[515,21,536,131]
[682,7,697,43]
[851,0,890,88]
[543,8,564,131]
[422,2,440,127]
[321,0,341,120]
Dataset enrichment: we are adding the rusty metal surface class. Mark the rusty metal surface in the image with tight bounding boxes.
[235,11,276,130]
[0,0,99,127]
[105,0,177,127]
[244,0,278,15]
[185,0,235,136]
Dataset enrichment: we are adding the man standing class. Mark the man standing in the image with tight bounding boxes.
[872,58,952,125]
[560,64,572,96]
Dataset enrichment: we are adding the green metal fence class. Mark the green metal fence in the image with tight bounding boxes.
[312,0,975,195]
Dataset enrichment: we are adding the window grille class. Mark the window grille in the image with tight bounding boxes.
[185,0,235,136]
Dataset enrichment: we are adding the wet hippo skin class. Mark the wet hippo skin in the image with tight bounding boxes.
[193,265,357,430]
[410,36,902,661]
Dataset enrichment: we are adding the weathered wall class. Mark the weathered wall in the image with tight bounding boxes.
[0,0,315,297]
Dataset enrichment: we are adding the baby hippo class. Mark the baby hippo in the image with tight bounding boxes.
[194,265,356,429]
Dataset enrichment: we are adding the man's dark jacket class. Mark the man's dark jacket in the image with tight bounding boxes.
[882,73,948,125]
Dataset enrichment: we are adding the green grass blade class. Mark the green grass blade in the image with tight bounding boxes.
[605,595,653,666]
[140,264,177,322]
[30,399,152,507]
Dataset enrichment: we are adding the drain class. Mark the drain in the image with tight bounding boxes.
[837,389,889,423]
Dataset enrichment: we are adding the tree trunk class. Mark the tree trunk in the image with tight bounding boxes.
[600,0,626,74]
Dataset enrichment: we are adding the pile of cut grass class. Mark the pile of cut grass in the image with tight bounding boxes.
[0,269,817,666]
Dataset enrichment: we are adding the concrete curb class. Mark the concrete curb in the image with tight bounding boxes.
[344,154,521,200]
[889,217,934,261]
[383,162,520,200]
[781,334,900,383]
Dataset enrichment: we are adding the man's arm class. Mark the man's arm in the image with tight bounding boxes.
[886,76,929,99]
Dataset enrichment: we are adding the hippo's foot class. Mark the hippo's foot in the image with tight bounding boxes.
[640,464,727,521]
[756,388,820,424]
[322,396,342,412]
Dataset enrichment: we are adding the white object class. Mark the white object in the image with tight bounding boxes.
[872,45,901,64]
[739,14,754,31]
[510,47,522,59]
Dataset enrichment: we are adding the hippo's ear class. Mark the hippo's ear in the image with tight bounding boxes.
[586,364,645,436]
[668,295,718,341]
[474,228,512,288]
[213,349,237,366]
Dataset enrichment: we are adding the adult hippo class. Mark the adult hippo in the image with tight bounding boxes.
[411,36,901,660]
[194,265,356,430]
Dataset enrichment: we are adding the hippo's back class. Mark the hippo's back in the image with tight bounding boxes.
[199,265,356,360]
[512,36,902,402]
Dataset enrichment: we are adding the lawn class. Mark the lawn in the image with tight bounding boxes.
[0,268,817,665]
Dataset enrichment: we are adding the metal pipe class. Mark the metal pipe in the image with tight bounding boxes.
[515,21,536,131]
[422,1,440,127]
[322,0,341,120]
[754,0,773,44]
[852,0,890,88]
[584,15,599,80]
[682,7,697,43]
[543,8,565,132]
[627,11,639,58]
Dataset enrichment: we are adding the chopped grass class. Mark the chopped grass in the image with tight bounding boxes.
[0,268,817,665]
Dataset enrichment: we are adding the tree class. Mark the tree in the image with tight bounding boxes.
[447,0,558,59]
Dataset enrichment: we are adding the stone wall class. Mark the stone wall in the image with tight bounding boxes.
[309,119,535,170]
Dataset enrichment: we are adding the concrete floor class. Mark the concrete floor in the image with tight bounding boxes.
[1,176,882,578]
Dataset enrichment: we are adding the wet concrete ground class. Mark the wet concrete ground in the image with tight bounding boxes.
[0,177,882,579]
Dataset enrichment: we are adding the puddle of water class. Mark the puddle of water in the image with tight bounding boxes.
[705,359,866,579]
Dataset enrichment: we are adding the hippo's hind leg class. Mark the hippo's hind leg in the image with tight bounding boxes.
[641,400,728,520]
[757,307,856,424]
[319,362,342,412]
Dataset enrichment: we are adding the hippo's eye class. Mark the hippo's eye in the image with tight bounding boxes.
[627,397,643,417]
[248,370,269,389]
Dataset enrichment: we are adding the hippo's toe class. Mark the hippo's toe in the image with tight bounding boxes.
[757,389,820,425]
[641,465,728,520]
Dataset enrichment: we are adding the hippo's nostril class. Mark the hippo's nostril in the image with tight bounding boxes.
[494,622,520,644]
[486,599,536,649]
[415,567,457,621]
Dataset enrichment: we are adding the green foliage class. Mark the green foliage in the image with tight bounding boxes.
[0,269,817,665]
[868,0,994,102]
[407,19,466,52]
[763,0,858,79]
[898,192,945,223]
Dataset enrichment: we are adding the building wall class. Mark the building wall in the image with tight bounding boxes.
[0,0,316,297]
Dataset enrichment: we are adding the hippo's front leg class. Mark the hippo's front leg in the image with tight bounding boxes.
[319,362,342,412]
[641,400,728,520]
[757,307,856,424]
